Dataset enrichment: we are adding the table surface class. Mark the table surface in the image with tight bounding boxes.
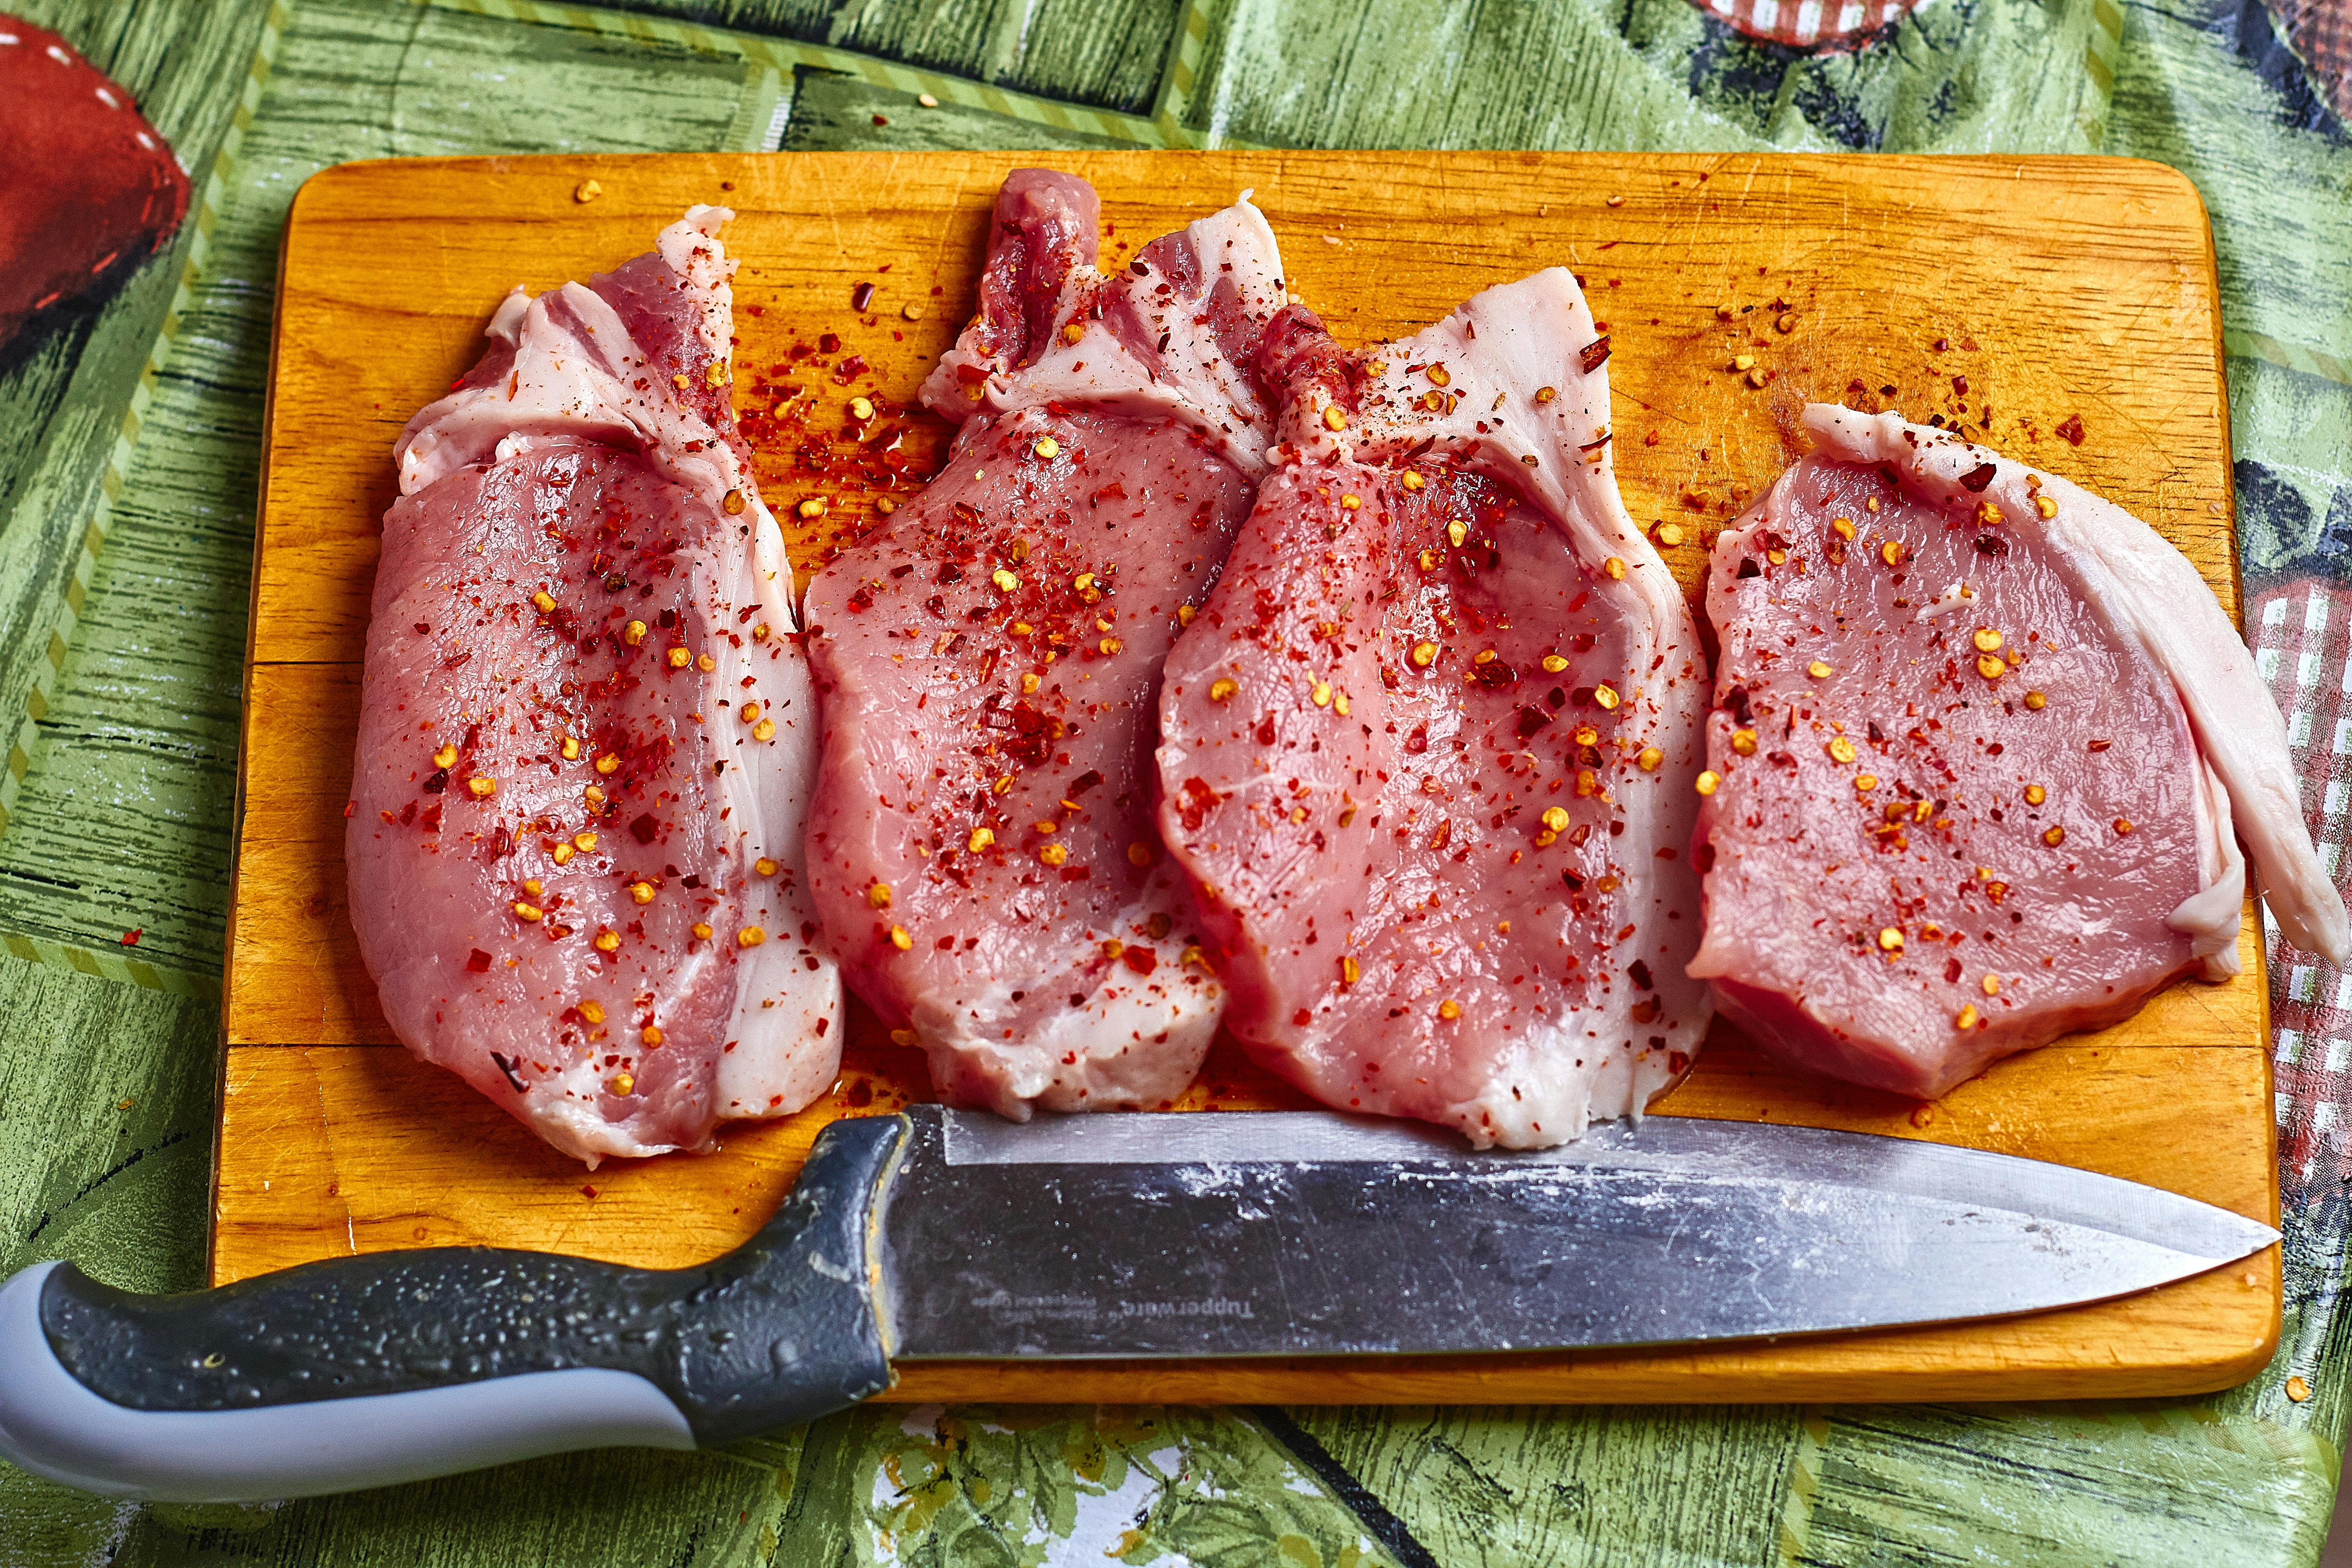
[3,0,2349,1564]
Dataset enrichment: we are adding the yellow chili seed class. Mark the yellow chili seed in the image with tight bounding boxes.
[2025,784,2047,805]
[595,754,620,775]
[1541,654,1569,673]
[1880,541,1905,567]
[1411,642,1438,667]
[560,737,580,761]
[1855,774,1879,792]
[1808,659,1833,679]
[1637,746,1663,771]
[623,620,647,645]
[797,498,827,520]
[552,843,574,866]
[691,921,713,940]
[754,856,779,876]
[1323,406,1347,431]
[1334,692,1352,716]
[1447,520,1468,548]
[1535,386,1557,403]
[1878,927,1903,952]
[666,647,691,669]
[610,1073,634,1096]
[850,397,875,421]
[1593,685,1620,711]
[1973,627,2003,653]
[594,930,621,952]
[1127,842,1154,867]
[2024,691,2047,710]
[1209,678,1238,702]
[2043,826,2066,847]
[753,719,776,742]
[1983,975,2001,995]
[1039,843,1068,867]
[1438,999,1462,1020]
[1542,806,1570,833]
[513,902,543,922]
[1061,322,1084,344]
[630,882,655,904]
[1956,1004,1978,1029]
[889,926,913,951]
[1099,637,1123,656]
[722,490,746,516]
[531,591,557,613]
[1695,770,1721,796]
[1340,494,1362,511]
[738,926,766,947]
[1034,436,1059,460]
[1731,729,1758,756]
[2113,818,2135,835]
[991,568,1019,593]
[968,828,995,853]
[1977,654,2006,680]
[1401,471,1425,492]
[1603,558,1627,580]
[1342,956,1361,985]
[740,701,762,723]
[579,1000,605,1024]
[432,743,458,769]
[468,776,497,798]
[1828,737,1857,764]
[1832,516,1856,540]
[2035,495,2058,519]
[1312,681,1333,708]
[1975,501,2002,528]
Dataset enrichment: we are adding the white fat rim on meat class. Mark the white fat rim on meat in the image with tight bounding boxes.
[919,196,1287,473]
[389,208,842,1148]
[910,941,1222,1118]
[1312,270,1713,1138]
[1803,403,2346,965]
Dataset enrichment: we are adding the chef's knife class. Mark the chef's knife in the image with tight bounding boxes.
[0,1107,2275,1502]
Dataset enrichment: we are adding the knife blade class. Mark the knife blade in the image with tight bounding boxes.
[0,1107,2276,1502]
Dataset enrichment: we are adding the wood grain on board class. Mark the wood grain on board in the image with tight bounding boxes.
[223,150,2274,1402]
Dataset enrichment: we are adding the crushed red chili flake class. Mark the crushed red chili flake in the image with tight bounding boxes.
[120,928,142,946]
[466,948,493,973]
[2056,413,2086,446]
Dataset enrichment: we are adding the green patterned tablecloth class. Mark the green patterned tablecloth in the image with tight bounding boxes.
[2,0,2348,1562]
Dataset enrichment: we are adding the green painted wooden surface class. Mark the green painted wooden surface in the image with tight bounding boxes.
[0,0,2347,1561]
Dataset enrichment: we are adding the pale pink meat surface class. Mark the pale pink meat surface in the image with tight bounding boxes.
[1156,282,1711,1150]
[1690,405,2347,1098]
[804,172,1284,1115]
[349,211,839,1165]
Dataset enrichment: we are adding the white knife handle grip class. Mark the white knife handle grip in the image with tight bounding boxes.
[0,1262,694,1500]
[0,1113,908,1501]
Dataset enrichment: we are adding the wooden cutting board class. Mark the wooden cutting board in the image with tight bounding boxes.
[222,150,2276,1405]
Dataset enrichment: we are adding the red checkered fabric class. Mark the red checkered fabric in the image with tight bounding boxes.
[2267,0,2352,125]
[1688,0,1921,49]
[2249,573,2352,1194]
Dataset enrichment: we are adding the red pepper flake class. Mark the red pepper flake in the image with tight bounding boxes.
[1579,336,1611,374]
[466,948,493,973]
[120,928,142,946]
[581,1185,598,1199]
[343,800,356,818]
[851,281,875,312]
[1122,944,1158,976]
[2056,413,2086,446]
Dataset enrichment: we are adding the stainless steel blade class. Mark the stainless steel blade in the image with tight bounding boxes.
[876,1106,2277,1360]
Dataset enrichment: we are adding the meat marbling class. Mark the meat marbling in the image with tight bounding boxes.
[803,171,1286,1116]
[350,208,839,1165]
[1691,403,2349,1097]
[1155,278,1713,1149]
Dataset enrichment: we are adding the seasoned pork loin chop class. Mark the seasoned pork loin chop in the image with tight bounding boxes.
[1156,281,1712,1149]
[1692,404,2348,1098]
[350,209,840,1166]
[804,172,1284,1116]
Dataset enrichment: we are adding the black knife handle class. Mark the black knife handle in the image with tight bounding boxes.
[0,1112,908,1501]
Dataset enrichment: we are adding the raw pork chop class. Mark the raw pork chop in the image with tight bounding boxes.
[804,172,1285,1116]
[350,209,839,1165]
[1690,403,2348,1098]
[1156,279,1713,1149]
